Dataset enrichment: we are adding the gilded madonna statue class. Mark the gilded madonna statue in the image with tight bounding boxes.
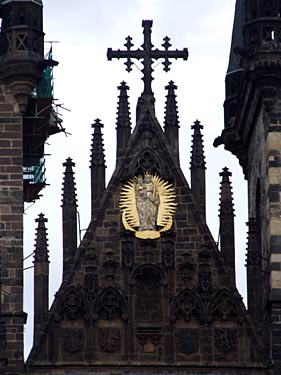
[120,172,176,239]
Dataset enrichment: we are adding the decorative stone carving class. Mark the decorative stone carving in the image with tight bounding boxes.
[58,286,87,320]
[138,150,159,172]
[85,244,97,262]
[60,328,84,353]
[171,289,201,322]
[176,329,199,354]
[94,286,128,321]
[121,239,134,268]
[103,250,118,279]
[208,289,243,323]
[151,334,161,345]
[161,239,175,270]
[98,327,121,353]
[136,334,148,346]
[84,273,99,294]
[214,328,237,354]
[179,252,194,286]
[136,325,161,347]
[198,263,211,293]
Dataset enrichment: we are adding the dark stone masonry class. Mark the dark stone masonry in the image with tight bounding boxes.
[1,1,281,374]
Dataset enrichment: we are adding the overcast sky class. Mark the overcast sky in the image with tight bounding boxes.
[23,0,243,357]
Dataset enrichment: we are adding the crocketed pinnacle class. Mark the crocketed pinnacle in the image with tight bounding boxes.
[116,81,132,130]
[62,158,78,207]
[219,167,235,217]
[34,213,49,263]
[164,81,179,130]
[90,119,106,168]
[190,120,206,169]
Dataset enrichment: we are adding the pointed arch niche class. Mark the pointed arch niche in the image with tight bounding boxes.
[130,264,167,323]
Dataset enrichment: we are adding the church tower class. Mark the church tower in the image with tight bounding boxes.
[215,0,281,373]
[0,1,62,373]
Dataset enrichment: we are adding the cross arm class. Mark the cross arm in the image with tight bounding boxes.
[107,48,145,61]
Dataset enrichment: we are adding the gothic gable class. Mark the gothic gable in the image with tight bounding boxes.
[27,101,268,371]
[27,18,268,375]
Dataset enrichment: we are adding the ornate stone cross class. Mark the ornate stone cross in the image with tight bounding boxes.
[107,20,188,95]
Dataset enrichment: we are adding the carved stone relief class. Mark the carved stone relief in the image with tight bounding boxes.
[208,289,243,323]
[214,328,237,354]
[122,239,134,269]
[60,328,84,353]
[176,328,199,354]
[94,287,128,321]
[161,239,175,269]
[170,289,201,322]
[98,327,121,353]
[58,286,87,320]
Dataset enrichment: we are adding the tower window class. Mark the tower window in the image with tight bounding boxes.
[263,26,275,41]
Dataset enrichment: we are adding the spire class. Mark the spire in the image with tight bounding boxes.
[190,120,206,222]
[62,158,78,208]
[62,158,78,280]
[116,81,132,163]
[246,218,263,324]
[227,0,244,74]
[164,81,179,160]
[90,119,106,220]
[33,213,49,348]
[34,213,49,262]
[219,167,236,285]
[221,0,245,129]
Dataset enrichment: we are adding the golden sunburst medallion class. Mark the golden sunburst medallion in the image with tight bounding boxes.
[119,172,177,239]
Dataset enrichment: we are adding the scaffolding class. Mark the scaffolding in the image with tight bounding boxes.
[23,46,64,202]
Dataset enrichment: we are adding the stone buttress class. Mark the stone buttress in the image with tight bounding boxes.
[215,1,281,372]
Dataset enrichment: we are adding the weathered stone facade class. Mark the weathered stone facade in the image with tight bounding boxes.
[25,111,269,372]
[1,1,281,375]
[0,1,59,373]
[216,1,281,374]
[25,16,269,373]
[0,84,25,373]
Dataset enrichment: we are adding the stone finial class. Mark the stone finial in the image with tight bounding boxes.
[62,158,77,207]
[116,81,132,129]
[164,81,179,130]
[164,80,180,160]
[190,120,206,169]
[34,213,49,263]
[219,167,235,285]
[90,119,106,168]
[190,120,206,222]
[219,167,235,217]
[116,82,132,161]
[90,119,106,219]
